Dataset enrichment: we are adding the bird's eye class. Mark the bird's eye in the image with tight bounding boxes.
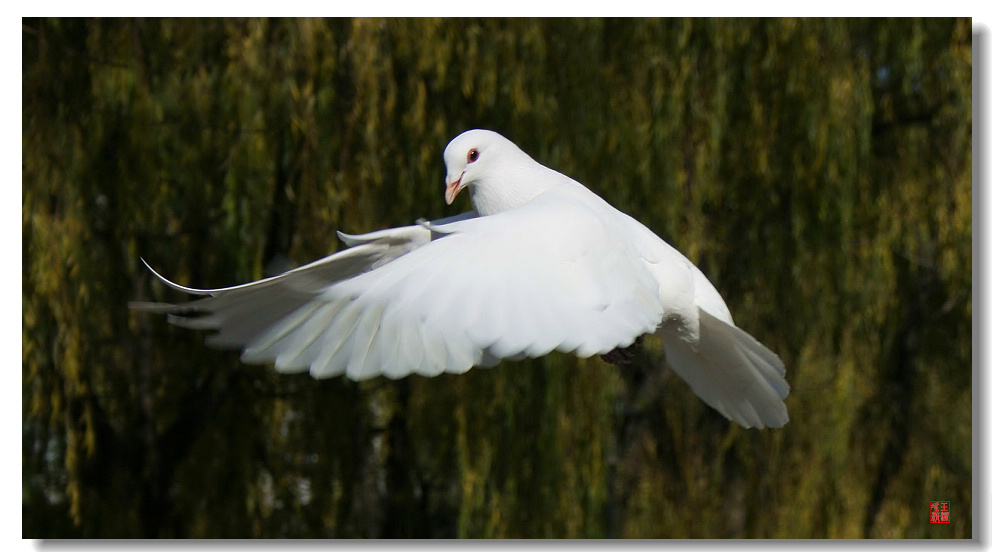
[467,148,480,163]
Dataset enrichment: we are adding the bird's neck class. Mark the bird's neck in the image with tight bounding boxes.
[469,163,567,217]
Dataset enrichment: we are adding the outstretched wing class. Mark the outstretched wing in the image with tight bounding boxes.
[134,191,665,381]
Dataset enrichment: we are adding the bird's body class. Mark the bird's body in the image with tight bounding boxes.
[134,130,789,428]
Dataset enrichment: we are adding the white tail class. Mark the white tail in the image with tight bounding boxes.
[661,308,789,429]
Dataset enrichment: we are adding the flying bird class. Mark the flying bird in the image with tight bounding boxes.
[133,130,789,429]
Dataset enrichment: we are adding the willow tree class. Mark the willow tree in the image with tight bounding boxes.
[23,18,971,538]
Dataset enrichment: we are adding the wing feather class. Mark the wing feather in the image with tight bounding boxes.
[135,192,665,381]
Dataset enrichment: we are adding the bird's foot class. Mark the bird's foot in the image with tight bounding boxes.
[600,335,644,366]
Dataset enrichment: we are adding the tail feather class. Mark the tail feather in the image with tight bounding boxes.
[661,308,789,429]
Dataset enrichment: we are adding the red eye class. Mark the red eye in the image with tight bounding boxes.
[467,148,480,163]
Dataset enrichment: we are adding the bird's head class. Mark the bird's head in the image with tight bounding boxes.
[442,129,566,216]
[442,129,507,205]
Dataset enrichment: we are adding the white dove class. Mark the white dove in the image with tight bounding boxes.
[133,129,789,429]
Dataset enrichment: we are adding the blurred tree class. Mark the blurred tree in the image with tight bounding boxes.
[22,18,971,538]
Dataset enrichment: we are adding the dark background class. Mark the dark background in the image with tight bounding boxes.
[22,18,972,538]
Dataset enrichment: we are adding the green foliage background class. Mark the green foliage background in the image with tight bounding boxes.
[22,18,971,538]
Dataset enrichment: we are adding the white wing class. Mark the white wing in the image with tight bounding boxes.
[135,191,665,381]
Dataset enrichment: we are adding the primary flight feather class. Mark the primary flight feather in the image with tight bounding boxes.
[133,129,789,429]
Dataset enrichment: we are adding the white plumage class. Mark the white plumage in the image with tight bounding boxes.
[133,129,789,429]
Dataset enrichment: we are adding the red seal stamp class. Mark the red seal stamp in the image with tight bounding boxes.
[930,501,949,523]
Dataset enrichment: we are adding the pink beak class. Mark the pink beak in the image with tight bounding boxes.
[444,173,464,205]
